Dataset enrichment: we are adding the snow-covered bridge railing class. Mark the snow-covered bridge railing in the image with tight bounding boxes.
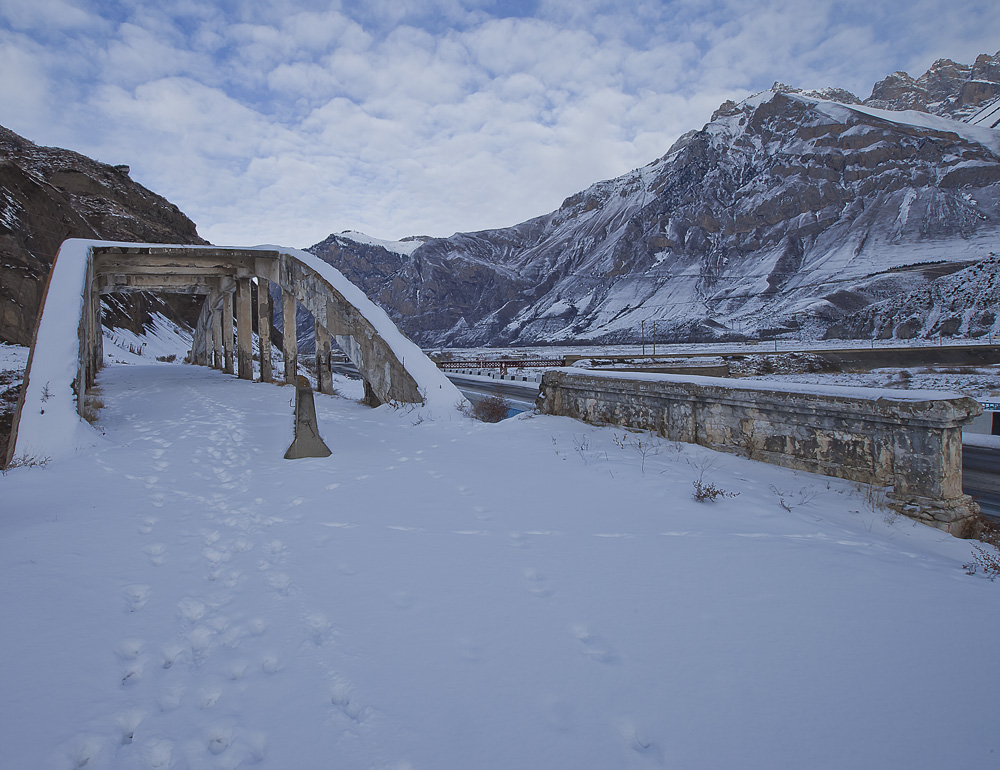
[6,240,462,464]
[537,369,982,537]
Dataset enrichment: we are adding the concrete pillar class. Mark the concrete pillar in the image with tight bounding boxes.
[210,288,223,369]
[91,278,102,384]
[315,321,334,395]
[235,277,253,380]
[257,278,273,382]
[222,289,235,375]
[282,288,297,383]
[192,298,209,366]
[284,376,332,459]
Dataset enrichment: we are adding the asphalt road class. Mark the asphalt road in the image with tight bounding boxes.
[963,444,1000,519]
[446,373,540,412]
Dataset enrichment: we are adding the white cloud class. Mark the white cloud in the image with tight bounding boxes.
[2,0,1000,248]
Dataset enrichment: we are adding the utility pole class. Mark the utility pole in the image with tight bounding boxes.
[641,320,646,356]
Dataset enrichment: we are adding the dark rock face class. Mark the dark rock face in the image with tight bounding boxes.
[311,51,1000,347]
[865,51,1000,121]
[0,125,207,345]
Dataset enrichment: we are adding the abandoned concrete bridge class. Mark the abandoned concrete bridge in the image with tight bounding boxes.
[6,240,462,465]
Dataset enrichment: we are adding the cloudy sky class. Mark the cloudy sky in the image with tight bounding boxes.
[2,0,998,247]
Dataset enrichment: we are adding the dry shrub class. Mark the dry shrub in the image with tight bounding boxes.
[692,478,739,503]
[965,514,1000,581]
[460,394,511,423]
[83,390,105,424]
[1,453,49,475]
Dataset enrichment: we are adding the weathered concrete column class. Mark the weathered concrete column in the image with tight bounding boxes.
[284,376,332,459]
[191,297,210,366]
[210,288,223,369]
[257,278,273,382]
[282,288,297,383]
[235,277,253,380]
[315,321,334,395]
[221,290,235,375]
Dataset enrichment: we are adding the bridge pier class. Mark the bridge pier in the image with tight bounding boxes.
[221,289,235,375]
[282,288,297,383]
[191,298,210,366]
[315,322,334,395]
[210,287,223,369]
[236,277,253,380]
[257,278,273,382]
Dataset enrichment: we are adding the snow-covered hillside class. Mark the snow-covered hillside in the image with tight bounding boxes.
[312,52,1000,348]
[2,360,999,769]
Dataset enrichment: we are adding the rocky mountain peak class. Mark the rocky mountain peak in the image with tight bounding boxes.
[864,50,1000,120]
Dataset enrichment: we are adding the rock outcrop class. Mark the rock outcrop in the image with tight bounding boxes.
[0,125,206,345]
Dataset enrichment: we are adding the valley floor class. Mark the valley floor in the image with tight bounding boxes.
[1,361,999,769]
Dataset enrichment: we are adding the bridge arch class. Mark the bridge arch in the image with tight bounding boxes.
[7,240,463,463]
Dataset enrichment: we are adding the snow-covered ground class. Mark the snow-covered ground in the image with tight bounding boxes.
[2,360,999,769]
[0,341,29,371]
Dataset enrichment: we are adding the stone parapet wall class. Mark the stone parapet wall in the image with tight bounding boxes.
[537,369,982,536]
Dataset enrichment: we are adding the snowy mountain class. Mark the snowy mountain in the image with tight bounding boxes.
[0,125,206,346]
[310,52,1000,347]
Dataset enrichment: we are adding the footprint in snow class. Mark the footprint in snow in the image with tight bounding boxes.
[146,738,174,769]
[69,735,105,769]
[144,543,166,565]
[123,584,151,613]
[330,681,369,723]
[120,659,145,687]
[116,709,143,745]
[304,612,333,646]
[161,644,185,670]
[522,567,553,598]
[205,725,232,755]
[264,572,292,594]
[198,685,223,709]
[573,625,619,664]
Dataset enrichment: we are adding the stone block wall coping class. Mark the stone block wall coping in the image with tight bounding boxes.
[543,369,981,427]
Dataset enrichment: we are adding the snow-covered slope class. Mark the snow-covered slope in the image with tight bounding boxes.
[2,361,999,769]
[312,52,1000,347]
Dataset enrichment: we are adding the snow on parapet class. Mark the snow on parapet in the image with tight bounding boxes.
[336,230,424,256]
[12,239,103,461]
[258,245,465,412]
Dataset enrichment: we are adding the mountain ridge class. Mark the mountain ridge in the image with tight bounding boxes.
[310,51,1000,347]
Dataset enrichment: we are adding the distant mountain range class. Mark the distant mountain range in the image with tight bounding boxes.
[309,51,1000,347]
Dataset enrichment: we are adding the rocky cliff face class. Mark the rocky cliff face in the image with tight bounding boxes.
[0,125,206,345]
[865,52,1000,123]
[311,51,1000,347]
